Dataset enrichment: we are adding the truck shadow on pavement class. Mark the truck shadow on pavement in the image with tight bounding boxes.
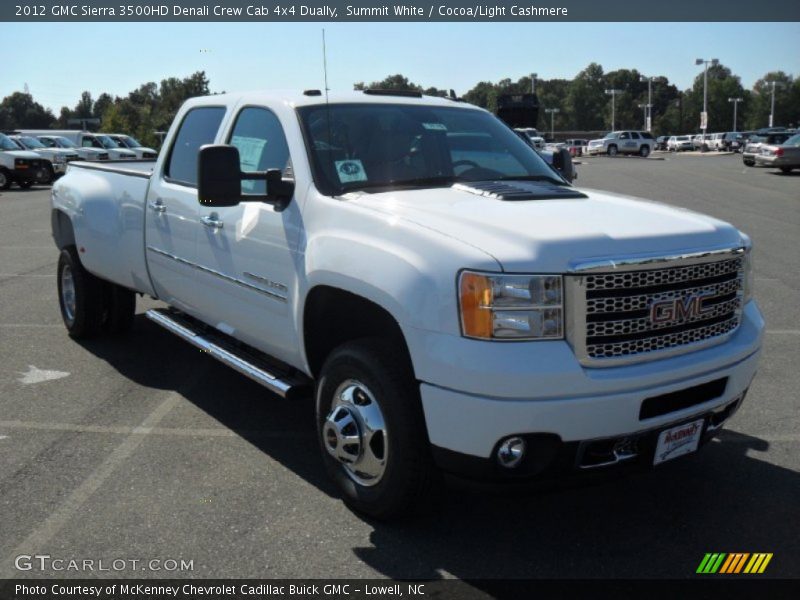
[78,314,798,580]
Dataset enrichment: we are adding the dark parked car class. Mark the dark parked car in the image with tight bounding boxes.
[656,136,669,150]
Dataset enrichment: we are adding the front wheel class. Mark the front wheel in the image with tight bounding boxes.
[607,145,618,157]
[0,168,10,190]
[316,338,438,519]
[743,158,755,167]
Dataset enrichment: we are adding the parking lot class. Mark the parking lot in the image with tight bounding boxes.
[0,154,798,581]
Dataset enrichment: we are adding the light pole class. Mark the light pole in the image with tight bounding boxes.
[766,81,783,128]
[640,75,655,131]
[545,107,560,139]
[637,103,651,131]
[605,89,621,131]
[728,97,743,132]
[530,73,538,94]
[695,58,719,148]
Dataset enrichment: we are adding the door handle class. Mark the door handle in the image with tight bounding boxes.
[148,198,166,213]
[201,213,224,230]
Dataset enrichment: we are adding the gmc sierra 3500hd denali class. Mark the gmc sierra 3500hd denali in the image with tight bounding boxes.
[51,90,764,518]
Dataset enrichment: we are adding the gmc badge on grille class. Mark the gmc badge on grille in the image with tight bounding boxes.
[650,293,714,324]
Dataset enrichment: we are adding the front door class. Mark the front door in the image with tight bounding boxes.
[192,106,303,366]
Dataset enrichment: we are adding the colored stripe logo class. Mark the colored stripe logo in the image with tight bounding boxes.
[697,553,773,574]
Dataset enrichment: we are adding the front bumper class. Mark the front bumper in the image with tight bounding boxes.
[13,161,48,183]
[416,301,763,475]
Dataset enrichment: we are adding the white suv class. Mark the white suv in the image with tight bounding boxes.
[586,131,656,157]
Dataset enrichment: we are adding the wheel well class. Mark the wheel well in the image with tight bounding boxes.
[51,209,75,250]
[304,286,413,379]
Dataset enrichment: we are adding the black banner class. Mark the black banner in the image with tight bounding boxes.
[4,0,800,22]
[2,580,800,600]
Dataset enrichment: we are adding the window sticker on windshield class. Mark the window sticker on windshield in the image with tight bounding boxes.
[422,123,447,131]
[334,159,367,183]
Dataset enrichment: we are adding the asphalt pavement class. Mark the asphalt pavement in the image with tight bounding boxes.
[0,154,797,581]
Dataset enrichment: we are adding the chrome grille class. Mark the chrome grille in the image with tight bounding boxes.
[567,251,746,366]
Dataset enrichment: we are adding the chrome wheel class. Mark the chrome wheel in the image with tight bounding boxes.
[323,379,388,487]
[60,264,76,325]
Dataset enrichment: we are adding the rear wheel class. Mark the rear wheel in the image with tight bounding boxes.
[780,167,794,174]
[18,180,33,189]
[0,169,11,190]
[639,145,651,158]
[316,338,438,519]
[607,145,618,157]
[57,247,106,338]
[743,158,755,167]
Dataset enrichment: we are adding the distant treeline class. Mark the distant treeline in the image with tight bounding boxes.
[1,65,798,147]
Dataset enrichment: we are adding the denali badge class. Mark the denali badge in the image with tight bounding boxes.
[650,293,714,324]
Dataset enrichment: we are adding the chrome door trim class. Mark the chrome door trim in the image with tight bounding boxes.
[146,246,288,303]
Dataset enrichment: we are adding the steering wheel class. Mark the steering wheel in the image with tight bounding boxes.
[452,160,480,171]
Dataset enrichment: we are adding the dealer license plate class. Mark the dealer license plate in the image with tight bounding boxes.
[653,419,704,466]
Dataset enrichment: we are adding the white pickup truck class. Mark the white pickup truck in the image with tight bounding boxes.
[51,90,763,518]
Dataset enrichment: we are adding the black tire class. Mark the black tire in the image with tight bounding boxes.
[780,167,793,174]
[316,338,438,519]
[0,168,10,190]
[18,180,34,189]
[639,144,651,158]
[607,145,618,157]
[103,284,136,334]
[57,247,106,338]
[743,158,755,167]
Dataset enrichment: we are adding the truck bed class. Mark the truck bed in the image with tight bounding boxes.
[52,160,157,296]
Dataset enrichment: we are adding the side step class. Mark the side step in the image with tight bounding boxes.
[146,309,310,400]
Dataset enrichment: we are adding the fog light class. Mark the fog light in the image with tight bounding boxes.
[497,436,526,468]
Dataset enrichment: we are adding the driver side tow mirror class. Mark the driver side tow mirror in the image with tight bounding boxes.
[197,144,294,211]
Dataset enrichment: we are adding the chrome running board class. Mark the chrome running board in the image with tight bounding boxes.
[146,309,308,399]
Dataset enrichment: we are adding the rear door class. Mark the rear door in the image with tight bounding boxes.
[144,105,227,313]
[192,105,303,365]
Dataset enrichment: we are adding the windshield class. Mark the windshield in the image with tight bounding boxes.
[603,132,617,139]
[19,136,46,149]
[116,135,142,148]
[50,136,77,149]
[298,103,565,195]
[96,135,121,149]
[0,134,21,151]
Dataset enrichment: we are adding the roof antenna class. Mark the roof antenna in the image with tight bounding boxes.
[322,29,330,101]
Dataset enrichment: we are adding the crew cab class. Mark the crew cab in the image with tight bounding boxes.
[0,133,51,189]
[586,131,655,157]
[51,91,763,518]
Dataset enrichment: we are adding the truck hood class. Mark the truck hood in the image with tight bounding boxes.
[5,150,41,160]
[348,185,745,272]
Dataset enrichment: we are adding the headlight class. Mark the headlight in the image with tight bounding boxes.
[742,248,754,304]
[459,271,564,340]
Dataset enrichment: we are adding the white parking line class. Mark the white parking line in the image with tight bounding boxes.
[766,330,800,335]
[17,365,69,385]
[0,392,181,579]
[0,420,310,438]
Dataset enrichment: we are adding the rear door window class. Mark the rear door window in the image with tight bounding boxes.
[165,106,226,186]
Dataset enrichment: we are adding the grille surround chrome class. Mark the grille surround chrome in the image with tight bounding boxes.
[566,246,748,367]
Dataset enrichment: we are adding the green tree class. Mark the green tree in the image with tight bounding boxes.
[0,92,55,128]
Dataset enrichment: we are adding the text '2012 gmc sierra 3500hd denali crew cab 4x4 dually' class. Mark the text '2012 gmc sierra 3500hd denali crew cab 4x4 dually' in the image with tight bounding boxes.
[51,90,764,519]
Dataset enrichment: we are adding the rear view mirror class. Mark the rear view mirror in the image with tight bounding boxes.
[197,144,295,211]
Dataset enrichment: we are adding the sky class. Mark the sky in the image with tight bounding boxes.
[3,21,799,112]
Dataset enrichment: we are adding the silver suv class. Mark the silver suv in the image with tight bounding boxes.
[586,130,656,157]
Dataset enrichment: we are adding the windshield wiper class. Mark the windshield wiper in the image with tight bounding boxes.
[495,174,568,186]
[342,175,457,193]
